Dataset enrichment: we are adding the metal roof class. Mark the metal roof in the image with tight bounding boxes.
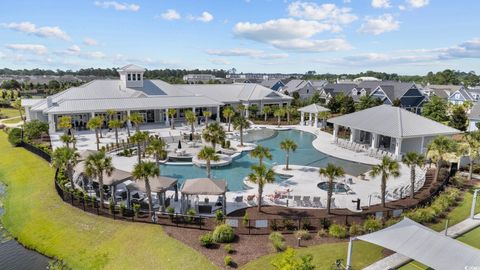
[298,103,330,114]
[181,178,227,195]
[126,176,177,193]
[328,105,459,138]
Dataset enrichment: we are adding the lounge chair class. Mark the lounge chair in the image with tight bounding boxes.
[234,195,243,203]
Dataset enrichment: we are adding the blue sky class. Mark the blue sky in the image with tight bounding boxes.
[0,0,479,75]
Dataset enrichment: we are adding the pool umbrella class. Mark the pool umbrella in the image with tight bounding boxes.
[178,140,182,149]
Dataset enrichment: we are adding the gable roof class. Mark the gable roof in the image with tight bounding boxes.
[370,82,419,102]
[323,83,358,96]
[284,79,311,92]
[449,88,474,101]
[118,64,146,72]
[469,102,480,120]
[298,103,329,114]
[260,79,284,89]
[181,178,227,195]
[328,105,459,138]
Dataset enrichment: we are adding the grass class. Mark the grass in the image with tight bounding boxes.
[0,108,21,119]
[0,132,216,270]
[2,117,22,124]
[241,241,384,270]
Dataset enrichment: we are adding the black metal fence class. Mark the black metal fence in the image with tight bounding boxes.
[20,141,51,162]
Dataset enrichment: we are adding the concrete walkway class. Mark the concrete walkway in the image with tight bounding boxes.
[364,214,480,270]
[0,116,23,128]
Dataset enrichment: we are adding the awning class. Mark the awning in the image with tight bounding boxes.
[357,218,480,270]
[181,178,227,195]
[126,176,177,193]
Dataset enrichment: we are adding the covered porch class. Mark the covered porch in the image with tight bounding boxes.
[180,178,227,215]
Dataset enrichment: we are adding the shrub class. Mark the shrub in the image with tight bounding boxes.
[108,198,115,213]
[404,208,436,223]
[320,218,331,229]
[385,218,400,227]
[215,209,224,224]
[317,228,328,238]
[242,213,249,226]
[212,224,235,243]
[283,219,296,231]
[363,217,382,233]
[270,220,280,231]
[329,224,348,238]
[133,203,140,217]
[295,229,311,240]
[224,244,234,254]
[199,232,214,248]
[23,120,48,141]
[224,256,233,267]
[186,208,196,223]
[450,175,467,188]
[7,127,22,146]
[349,223,363,236]
[269,232,286,252]
[301,219,311,230]
[119,202,126,216]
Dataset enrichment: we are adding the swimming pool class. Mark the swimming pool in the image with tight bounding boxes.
[160,129,371,191]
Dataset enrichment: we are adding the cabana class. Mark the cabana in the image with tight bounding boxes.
[126,176,178,211]
[181,178,227,215]
[298,103,330,127]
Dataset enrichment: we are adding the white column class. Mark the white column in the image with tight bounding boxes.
[216,106,220,122]
[48,114,55,133]
[350,128,356,143]
[25,107,31,121]
[244,104,249,118]
[332,124,339,142]
[346,238,354,270]
[126,110,132,127]
[420,136,425,154]
[308,113,312,126]
[395,138,402,157]
[314,114,318,128]
[371,133,377,149]
[165,108,170,126]
[300,112,305,126]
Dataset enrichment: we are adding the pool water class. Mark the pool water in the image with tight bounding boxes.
[160,129,371,191]
[317,181,350,193]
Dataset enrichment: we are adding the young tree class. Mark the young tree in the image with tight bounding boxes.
[284,105,296,123]
[58,116,73,136]
[52,146,79,190]
[355,95,383,111]
[23,119,48,141]
[250,145,272,166]
[274,107,285,127]
[129,112,144,133]
[146,137,167,167]
[427,136,456,181]
[108,119,124,146]
[319,163,345,214]
[202,110,212,127]
[132,161,160,220]
[280,139,297,170]
[84,151,113,208]
[197,146,219,179]
[421,96,449,122]
[449,105,468,131]
[130,131,149,163]
[202,122,226,150]
[248,164,275,212]
[461,131,480,181]
[233,116,250,146]
[340,95,355,114]
[402,152,425,198]
[369,156,400,207]
[11,99,24,121]
[262,106,272,122]
[185,110,197,140]
[271,247,314,270]
[87,116,104,150]
[222,106,235,132]
[60,134,74,149]
[167,108,177,129]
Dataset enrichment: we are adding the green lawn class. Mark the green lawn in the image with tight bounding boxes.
[241,242,384,270]
[0,132,216,270]
[0,107,21,119]
[2,116,22,124]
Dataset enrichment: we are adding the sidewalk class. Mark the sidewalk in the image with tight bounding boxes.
[364,213,480,270]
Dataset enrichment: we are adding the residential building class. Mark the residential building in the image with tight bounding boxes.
[468,102,480,131]
[22,64,292,133]
[260,79,285,91]
[368,82,425,113]
[182,74,219,84]
[281,80,316,99]
[319,82,358,103]
[447,86,474,105]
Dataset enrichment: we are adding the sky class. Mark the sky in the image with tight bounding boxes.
[0,0,479,75]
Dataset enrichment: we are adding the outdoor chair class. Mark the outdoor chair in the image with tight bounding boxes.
[234,195,243,203]
[312,196,322,208]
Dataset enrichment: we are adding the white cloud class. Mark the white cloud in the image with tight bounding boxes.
[68,45,81,53]
[83,38,98,46]
[270,38,352,52]
[406,0,429,8]
[371,0,391,8]
[205,48,288,59]
[6,44,48,55]
[287,1,357,25]
[1,21,70,40]
[209,58,231,65]
[160,9,181,20]
[358,14,400,35]
[84,51,106,59]
[94,1,140,12]
[196,11,214,22]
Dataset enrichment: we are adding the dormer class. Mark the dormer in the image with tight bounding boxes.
[118,64,146,88]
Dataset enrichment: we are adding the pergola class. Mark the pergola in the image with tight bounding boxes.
[180,178,227,214]
[298,103,330,127]
[126,176,178,211]
[346,218,480,270]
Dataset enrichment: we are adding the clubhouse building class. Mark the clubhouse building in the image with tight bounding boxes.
[22,64,292,133]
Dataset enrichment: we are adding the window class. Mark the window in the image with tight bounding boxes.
[455,93,460,99]
[132,73,136,81]
[127,74,131,81]
[137,74,141,80]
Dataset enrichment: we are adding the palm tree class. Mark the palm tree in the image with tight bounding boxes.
[318,111,331,130]
[167,108,177,129]
[402,152,425,199]
[58,116,72,136]
[108,119,124,146]
[197,146,219,179]
[185,110,197,140]
[462,131,480,181]
[280,139,297,170]
[147,138,167,167]
[52,146,79,190]
[274,107,285,127]
[232,116,250,146]
[262,106,272,122]
[202,122,226,150]
[132,161,160,220]
[106,109,116,122]
[222,106,235,132]
[250,145,272,166]
[370,156,401,208]
[203,110,212,127]
[130,131,149,163]
[87,116,104,150]
[84,151,113,208]
[236,104,246,117]
[248,164,275,212]
[12,99,24,121]
[319,163,345,214]
[60,134,74,149]
[284,105,295,124]
[427,136,456,181]
[129,112,144,133]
